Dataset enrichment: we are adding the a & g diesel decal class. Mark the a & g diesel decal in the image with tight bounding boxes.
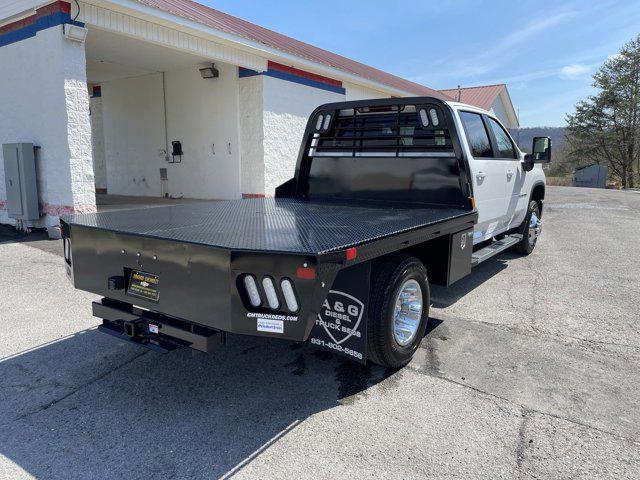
[309,261,370,364]
[316,291,363,345]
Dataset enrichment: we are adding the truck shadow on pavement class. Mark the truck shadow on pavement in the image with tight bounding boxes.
[0,327,398,479]
[430,254,514,308]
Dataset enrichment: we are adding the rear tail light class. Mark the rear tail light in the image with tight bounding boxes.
[243,275,261,307]
[296,266,316,279]
[280,278,299,313]
[241,274,301,313]
[261,277,280,310]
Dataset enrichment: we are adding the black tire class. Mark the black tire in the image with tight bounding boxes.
[366,255,430,368]
[512,200,541,254]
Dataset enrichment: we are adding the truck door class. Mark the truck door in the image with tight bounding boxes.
[458,111,506,242]
[485,116,528,229]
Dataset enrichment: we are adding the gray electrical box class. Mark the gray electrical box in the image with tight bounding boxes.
[3,143,40,221]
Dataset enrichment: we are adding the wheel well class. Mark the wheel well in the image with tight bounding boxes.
[531,184,545,214]
[391,236,449,286]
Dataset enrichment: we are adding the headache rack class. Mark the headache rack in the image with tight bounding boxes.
[309,104,454,158]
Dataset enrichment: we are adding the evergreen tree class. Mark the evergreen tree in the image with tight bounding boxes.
[566,35,640,188]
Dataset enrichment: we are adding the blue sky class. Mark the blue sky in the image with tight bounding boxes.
[202,0,640,127]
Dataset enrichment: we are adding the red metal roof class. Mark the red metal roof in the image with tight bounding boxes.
[439,84,505,110]
[134,0,447,98]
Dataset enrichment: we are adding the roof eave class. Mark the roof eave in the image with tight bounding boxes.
[93,0,434,98]
[499,87,519,128]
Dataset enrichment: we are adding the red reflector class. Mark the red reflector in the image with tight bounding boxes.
[345,247,357,261]
[296,266,316,279]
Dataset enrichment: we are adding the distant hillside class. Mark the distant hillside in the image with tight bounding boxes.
[509,127,566,152]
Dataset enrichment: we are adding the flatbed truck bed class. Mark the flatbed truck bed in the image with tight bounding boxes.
[63,198,474,256]
[61,96,549,368]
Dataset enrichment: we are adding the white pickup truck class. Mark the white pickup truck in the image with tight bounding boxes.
[451,101,547,254]
[62,97,550,368]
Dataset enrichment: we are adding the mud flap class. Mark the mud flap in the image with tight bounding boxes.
[308,261,370,364]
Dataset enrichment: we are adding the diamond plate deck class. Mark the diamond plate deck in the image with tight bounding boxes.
[63,198,472,255]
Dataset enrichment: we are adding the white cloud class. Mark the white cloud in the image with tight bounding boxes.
[559,63,592,79]
[462,11,576,76]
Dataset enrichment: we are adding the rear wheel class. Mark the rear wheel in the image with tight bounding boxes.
[367,255,430,368]
[512,200,542,254]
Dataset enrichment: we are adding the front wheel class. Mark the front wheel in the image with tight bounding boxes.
[512,200,541,254]
[367,255,430,368]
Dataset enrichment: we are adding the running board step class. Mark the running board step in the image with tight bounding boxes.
[472,234,523,267]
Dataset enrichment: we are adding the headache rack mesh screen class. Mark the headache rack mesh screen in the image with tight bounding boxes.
[311,106,454,158]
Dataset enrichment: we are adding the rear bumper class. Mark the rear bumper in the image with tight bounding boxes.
[94,299,225,353]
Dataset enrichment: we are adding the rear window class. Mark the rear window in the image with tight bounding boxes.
[459,111,492,158]
[312,106,453,158]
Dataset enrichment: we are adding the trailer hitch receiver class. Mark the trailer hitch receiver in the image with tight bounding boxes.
[123,319,144,337]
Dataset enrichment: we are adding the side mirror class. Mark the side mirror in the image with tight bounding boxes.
[532,137,551,162]
[523,136,551,170]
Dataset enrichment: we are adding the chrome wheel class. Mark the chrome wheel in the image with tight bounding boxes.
[393,279,423,346]
[528,210,542,246]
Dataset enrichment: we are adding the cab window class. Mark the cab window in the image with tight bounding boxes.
[459,111,492,158]
[487,117,517,159]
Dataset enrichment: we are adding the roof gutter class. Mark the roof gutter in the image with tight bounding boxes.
[87,0,418,97]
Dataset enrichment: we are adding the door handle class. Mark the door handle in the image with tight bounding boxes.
[506,169,514,179]
[476,172,486,180]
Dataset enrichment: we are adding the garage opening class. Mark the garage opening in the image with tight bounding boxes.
[85,27,242,208]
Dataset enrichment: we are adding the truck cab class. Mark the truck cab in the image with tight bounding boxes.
[447,101,546,245]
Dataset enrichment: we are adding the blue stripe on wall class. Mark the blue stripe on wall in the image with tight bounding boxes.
[238,67,346,95]
[0,12,84,48]
[238,67,259,78]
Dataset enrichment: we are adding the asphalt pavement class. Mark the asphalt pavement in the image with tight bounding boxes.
[0,186,638,479]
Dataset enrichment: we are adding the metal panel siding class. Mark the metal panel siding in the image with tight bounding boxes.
[0,1,83,48]
[0,1,40,23]
[131,0,446,97]
[77,2,267,71]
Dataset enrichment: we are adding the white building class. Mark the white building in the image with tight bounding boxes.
[0,0,517,228]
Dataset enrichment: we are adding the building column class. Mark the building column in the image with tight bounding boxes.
[238,74,266,198]
[0,1,95,228]
[238,62,346,197]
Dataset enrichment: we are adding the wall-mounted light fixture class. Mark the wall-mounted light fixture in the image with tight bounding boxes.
[199,64,219,79]
[63,24,88,43]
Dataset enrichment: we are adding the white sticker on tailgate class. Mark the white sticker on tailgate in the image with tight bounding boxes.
[257,318,284,334]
